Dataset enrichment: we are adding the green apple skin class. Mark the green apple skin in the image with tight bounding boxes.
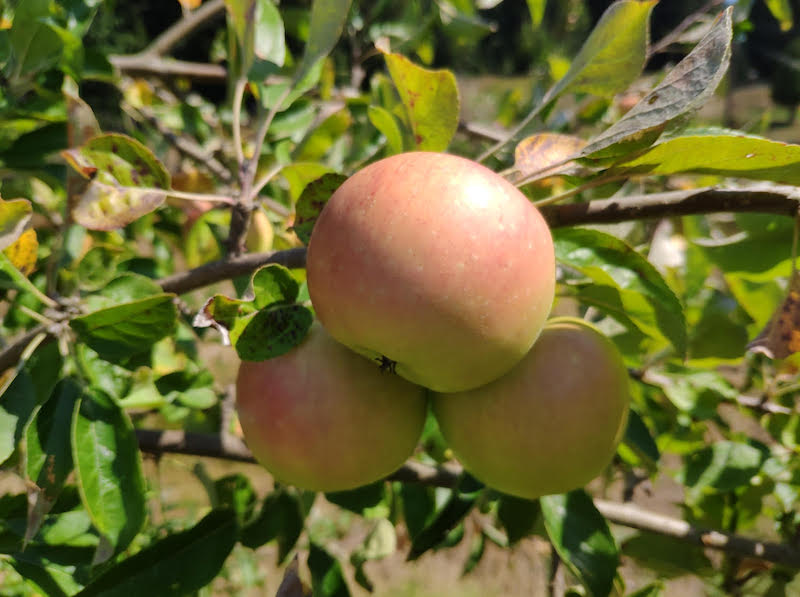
[306,152,555,393]
[235,323,428,492]
[432,317,630,499]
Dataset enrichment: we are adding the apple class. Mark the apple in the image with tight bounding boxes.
[306,152,555,393]
[432,317,630,499]
[235,322,427,492]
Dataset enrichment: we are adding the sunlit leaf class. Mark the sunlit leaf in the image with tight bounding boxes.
[511,133,586,183]
[555,228,687,356]
[383,51,460,151]
[526,0,547,27]
[616,133,800,185]
[193,294,255,346]
[582,8,732,160]
[255,0,285,65]
[764,0,793,31]
[0,197,32,251]
[3,228,37,276]
[541,490,619,597]
[680,441,766,494]
[62,134,170,230]
[72,390,146,559]
[547,1,654,102]
[367,105,404,155]
[747,270,800,359]
[253,264,299,308]
[70,294,178,362]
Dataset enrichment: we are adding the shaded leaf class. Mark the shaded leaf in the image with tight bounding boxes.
[407,474,484,560]
[62,134,170,230]
[8,556,82,597]
[511,133,586,184]
[309,542,351,597]
[241,488,306,560]
[582,8,732,160]
[214,474,257,525]
[621,408,660,465]
[350,518,397,591]
[748,270,800,359]
[541,491,619,597]
[231,304,313,361]
[623,533,711,579]
[291,172,346,245]
[554,228,686,355]
[547,1,654,103]
[383,51,459,151]
[71,390,146,558]
[3,228,38,276]
[294,0,352,85]
[764,0,793,31]
[0,197,32,251]
[70,294,178,362]
[497,494,540,545]
[276,555,312,597]
[326,481,387,515]
[75,509,237,596]
[24,379,81,545]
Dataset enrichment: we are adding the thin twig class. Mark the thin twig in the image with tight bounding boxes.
[109,55,227,82]
[146,0,226,57]
[134,428,800,569]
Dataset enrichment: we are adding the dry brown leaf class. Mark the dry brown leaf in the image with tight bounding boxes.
[747,271,800,359]
[509,133,587,184]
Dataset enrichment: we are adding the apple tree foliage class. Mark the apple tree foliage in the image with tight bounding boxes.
[2,0,800,595]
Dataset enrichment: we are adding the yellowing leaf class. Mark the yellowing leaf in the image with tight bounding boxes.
[748,271,800,359]
[511,133,586,184]
[383,52,460,152]
[0,197,32,251]
[178,0,203,8]
[3,229,38,276]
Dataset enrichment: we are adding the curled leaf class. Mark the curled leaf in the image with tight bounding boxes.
[0,197,32,251]
[510,133,586,184]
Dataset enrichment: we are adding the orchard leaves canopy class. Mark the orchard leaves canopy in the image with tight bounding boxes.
[5,0,800,595]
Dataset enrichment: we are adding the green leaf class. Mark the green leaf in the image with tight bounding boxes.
[623,533,711,578]
[541,491,619,597]
[24,380,81,544]
[294,0,353,85]
[681,441,766,494]
[660,368,737,420]
[75,509,237,596]
[350,518,396,592]
[70,294,178,363]
[462,530,485,576]
[621,408,660,465]
[0,197,32,251]
[8,555,83,597]
[294,108,352,161]
[582,8,732,160]
[616,133,800,185]
[526,0,547,26]
[383,51,460,151]
[547,1,654,102]
[214,474,257,525]
[252,264,300,308]
[192,294,255,345]
[231,304,313,361]
[497,494,540,545]
[0,342,63,466]
[255,0,285,65]
[7,0,65,77]
[241,488,307,560]
[61,134,171,231]
[367,105,404,155]
[407,474,484,560]
[764,0,793,31]
[309,542,351,597]
[290,172,346,245]
[554,228,686,356]
[625,582,664,597]
[71,390,146,557]
[326,482,387,516]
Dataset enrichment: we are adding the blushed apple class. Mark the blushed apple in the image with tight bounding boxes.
[235,322,427,492]
[432,317,630,499]
[306,152,555,392]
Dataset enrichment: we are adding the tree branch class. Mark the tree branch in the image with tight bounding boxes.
[156,247,307,295]
[147,0,226,57]
[135,428,800,568]
[538,186,800,228]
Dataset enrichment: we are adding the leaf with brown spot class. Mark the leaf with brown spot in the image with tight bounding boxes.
[3,228,38,276]
[62,133,171,230]
[231,304,313,361]
[510,133,587,184]
[383,51,460,152]
[291,173,346,245]
[747,271,800,359]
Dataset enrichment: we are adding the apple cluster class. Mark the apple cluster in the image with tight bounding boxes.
[236,152,630,499]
